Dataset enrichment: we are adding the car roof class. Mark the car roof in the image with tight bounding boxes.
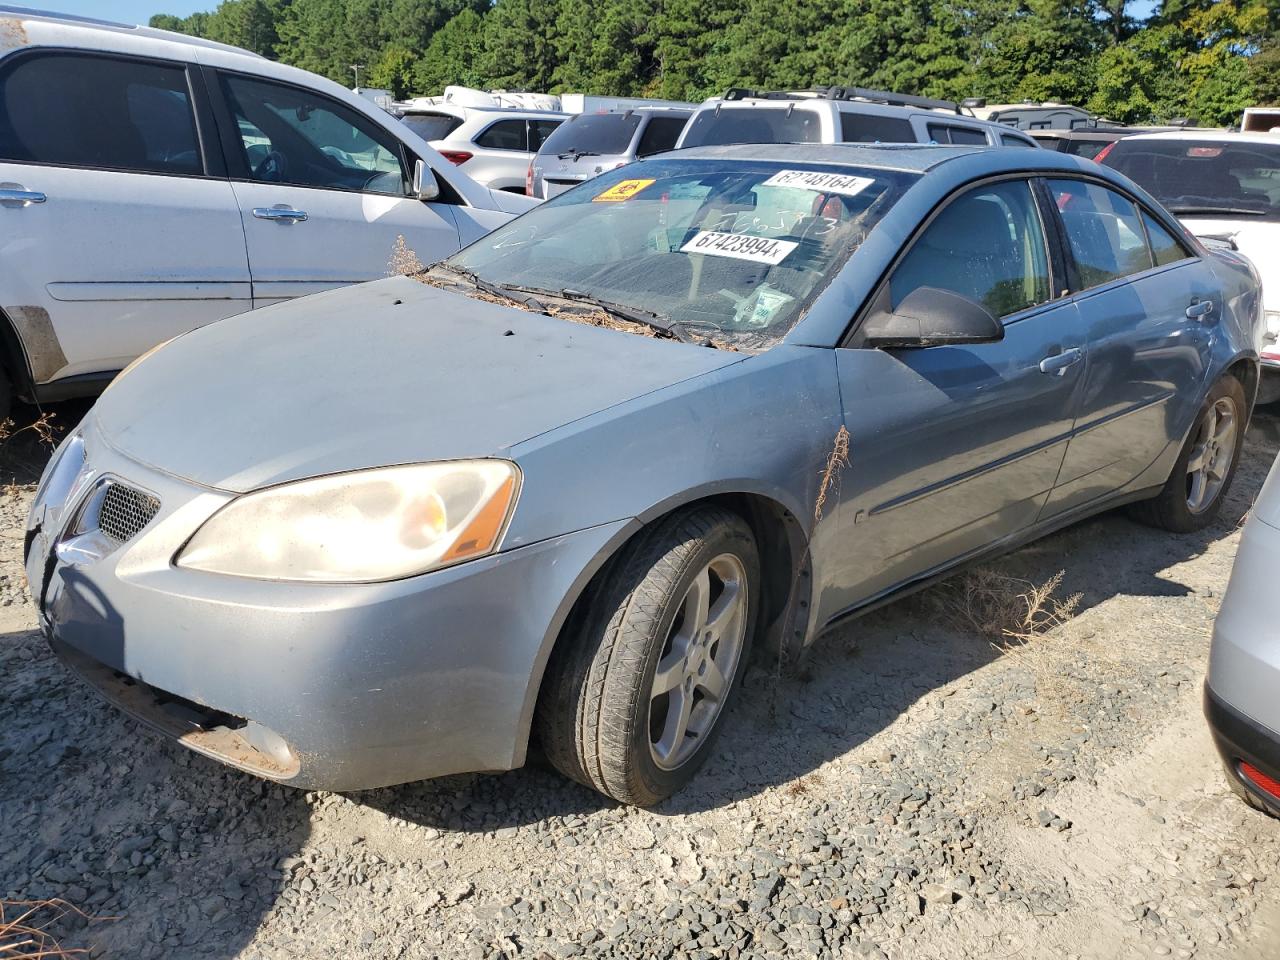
[0,4,265,59]
[1121,129,1274,144]
[671,141,1093,174]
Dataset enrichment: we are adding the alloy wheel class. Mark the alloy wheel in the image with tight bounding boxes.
[1186,396,1238,514]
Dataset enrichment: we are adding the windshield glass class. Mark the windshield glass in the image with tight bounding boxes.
[680,106,824,148]
[400,113,463,142]
[538,113,642,157]
[446,158,918,349]
[1105,138,1280,219]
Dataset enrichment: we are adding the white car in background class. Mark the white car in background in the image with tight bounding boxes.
[0,6,533,414]
[401,105,568,192]
[676,86,1040,150]
[1102,131,1280,400]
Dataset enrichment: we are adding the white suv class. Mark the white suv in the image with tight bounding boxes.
[677,87,1040,150]
[0,7,534,413]
[401,106,569,192]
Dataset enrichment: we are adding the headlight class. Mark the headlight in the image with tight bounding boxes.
[176,460,520,582]
[1265,311,1280,344]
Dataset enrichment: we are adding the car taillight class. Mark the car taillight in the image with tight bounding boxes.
[526,160,535,197]
[1239,761,1280,801]
[1094,141,1117,164]
[440,151,472,165]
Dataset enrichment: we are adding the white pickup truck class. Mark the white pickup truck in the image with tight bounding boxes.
[0,6,534,415]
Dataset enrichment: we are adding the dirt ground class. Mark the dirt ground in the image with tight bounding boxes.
[1,400,1279,960]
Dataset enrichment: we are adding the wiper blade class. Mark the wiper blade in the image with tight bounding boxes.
[426,264,548,312]
[555,288,695,342]
[556,150,601,160]
[1169,205,1268,217]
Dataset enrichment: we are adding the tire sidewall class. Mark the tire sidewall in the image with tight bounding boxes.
[1169,375,1247,528]
[624,519,760,803]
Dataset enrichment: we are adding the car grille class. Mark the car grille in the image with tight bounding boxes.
[97,483,161,544]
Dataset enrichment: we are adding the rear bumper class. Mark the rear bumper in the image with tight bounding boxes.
[1204,683,1280,817]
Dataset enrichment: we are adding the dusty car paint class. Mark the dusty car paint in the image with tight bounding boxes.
[28,144,1263,791]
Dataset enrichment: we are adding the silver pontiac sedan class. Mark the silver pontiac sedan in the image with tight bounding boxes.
[26,144,1263,805]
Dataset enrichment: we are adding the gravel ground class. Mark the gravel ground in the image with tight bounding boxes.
[2,404,1280,960]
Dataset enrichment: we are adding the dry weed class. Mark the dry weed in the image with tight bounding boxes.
[814,425,850,523]
[0,412,57,449]
[0,898,114,958]
[388,235,425,277]
[785,772,824,796]
[942,568,1082,651]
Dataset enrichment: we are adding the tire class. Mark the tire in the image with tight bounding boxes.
[1130,374,1247,533]
[537,506,760,806]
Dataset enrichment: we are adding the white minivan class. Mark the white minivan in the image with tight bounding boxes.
[0,7,534,412]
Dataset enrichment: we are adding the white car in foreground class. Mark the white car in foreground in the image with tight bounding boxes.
[0,7,533,413]
[1103,131,1280,399]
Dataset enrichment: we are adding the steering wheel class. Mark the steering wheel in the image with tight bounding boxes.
[254,150,288,182]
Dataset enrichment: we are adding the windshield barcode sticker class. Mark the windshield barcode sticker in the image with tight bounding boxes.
[761,171,875,196]
[680,231,798,265]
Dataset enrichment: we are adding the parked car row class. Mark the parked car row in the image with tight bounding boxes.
[5,7,1276,814]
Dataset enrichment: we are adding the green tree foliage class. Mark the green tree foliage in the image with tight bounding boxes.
[150,0,1280,126]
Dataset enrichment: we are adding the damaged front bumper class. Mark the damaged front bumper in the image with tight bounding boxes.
[26,419,627,791]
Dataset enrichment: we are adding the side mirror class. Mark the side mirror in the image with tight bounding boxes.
[413,159,441,202]
[862,286,1004,349]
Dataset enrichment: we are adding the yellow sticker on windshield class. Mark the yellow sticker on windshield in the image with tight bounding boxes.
[593,179,656,202]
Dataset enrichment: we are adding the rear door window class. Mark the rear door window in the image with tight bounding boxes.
[1142,211,1191,266]
[891,179,1051,318]
[1049,179,1152,288]
[539,112,643,157]
[841,113,915,143]
[475,119,530,151]
[0,52,201,175]
[636,116,689,157]
[679,107,823,147]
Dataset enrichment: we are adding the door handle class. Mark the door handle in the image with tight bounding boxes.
[252,206,308,223]
[1039,347,1084,376]
[0,186,46,206]
[1186,299,1215,320]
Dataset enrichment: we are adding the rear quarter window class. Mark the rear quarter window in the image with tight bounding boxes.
[636,116,689,157]
[841,113,915,143]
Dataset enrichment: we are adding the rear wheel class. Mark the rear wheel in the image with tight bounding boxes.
[1131,374,1246,533]
[537,506,759,806]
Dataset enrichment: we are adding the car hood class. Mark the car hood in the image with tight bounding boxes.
[487,187,541,213]
[1181,217,1280,309]
[93,276,742,493]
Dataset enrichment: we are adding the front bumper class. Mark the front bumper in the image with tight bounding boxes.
[26,420,630,791]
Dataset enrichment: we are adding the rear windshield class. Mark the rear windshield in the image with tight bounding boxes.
[1064,138,1113,160]
[1104,138,1280,220]
[539,113,642,157]
[400,113,463,142]
[680,106,824,148]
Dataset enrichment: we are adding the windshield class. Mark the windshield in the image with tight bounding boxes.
[446,158,918,349]
[680,106,825,148]
[1104,138,1280,219]
[538,113,641,157]
[401,113,463,142]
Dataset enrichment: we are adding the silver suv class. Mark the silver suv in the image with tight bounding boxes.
[677,87,1039,150]
[529,107,692,199]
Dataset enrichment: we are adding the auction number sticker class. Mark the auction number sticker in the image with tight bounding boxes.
[680,231,798,265]
[761,170,875,196]
[593,179,656,202]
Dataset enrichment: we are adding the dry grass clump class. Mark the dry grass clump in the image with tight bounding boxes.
[0,412,57,448]
[942,568,1082,651]
[0,899,113,958]
[388,234,426,277]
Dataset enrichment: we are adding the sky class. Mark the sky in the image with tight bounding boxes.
[34,1,208,26]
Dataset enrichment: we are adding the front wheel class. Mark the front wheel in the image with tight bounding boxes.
[1131,374,1247,533]
[537,506,760,806]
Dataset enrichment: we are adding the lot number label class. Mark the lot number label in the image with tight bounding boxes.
[680,231,798,265]
[761,170,875,196]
